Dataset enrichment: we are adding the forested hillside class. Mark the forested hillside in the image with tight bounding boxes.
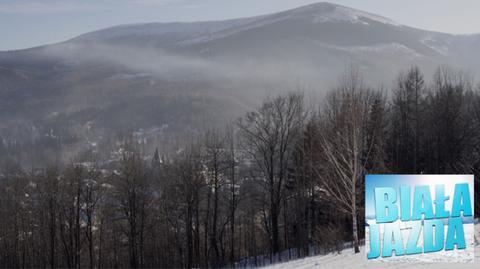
[1,66,479,268]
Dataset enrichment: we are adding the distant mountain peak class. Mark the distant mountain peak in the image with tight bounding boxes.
[288,2,400,26]
[72,2,402,45]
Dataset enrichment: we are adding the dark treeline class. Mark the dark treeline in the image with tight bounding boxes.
[0,66,479,268]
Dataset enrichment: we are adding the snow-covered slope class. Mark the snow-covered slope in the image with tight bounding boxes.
[262,224,479,269]
[65,1,480,84]
[73,2,403,46]
[289,2,400,26]
[262,245,478,269]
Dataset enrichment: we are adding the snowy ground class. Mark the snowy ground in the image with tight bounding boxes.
[262,223,478,269]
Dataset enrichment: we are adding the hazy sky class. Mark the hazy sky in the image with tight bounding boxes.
[1,0,480,51]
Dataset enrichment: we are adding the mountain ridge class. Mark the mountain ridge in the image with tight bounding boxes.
[1,2,480,166]
[69,1,479,46]
[1,2,480,55]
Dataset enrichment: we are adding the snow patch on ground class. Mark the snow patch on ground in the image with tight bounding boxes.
[262,223,478,269]
[292,3,401,26]
[421,36,451,55]
[314,41,422,59]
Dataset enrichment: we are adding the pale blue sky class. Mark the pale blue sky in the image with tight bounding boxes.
[1,0,480,51]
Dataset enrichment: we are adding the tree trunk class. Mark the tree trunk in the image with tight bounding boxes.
[351,191,360,253]
[186,202,193,269]
[230,163,235,267]
[204,189,211,268]
[211,172,220,267]
[271,202,280,255]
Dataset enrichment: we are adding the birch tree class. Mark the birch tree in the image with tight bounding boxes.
[316,67,386,253]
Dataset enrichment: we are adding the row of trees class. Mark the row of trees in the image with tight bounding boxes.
[0,66,479,268]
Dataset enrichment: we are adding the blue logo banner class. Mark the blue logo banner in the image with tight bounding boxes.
[365,174,474,263]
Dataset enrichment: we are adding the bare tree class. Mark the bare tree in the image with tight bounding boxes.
[426,66,476,173]
[225,123,239,267]
[168,141,205,268]
[237,93,305,257]
[388,66,426,172]
[82,166,103,269]
[316,67,386,253]
[113,146,153,268]
[203,128,229,267]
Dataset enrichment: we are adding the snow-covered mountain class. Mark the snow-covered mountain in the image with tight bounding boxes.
[1,2,479,155]
[72,2,401,45]
[5,1,478,87]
